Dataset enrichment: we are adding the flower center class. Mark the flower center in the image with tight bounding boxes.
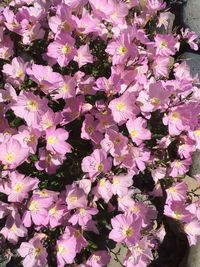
[14,183,23,193]
[47,136,57,145]
[130,129,138,137]
[96,163,104,172]
[5,152,15,163]
[27,100,38,111]
[122,226,133,237]
[151,97,161,106]
[116,102,126,111]
[62,44,71,55]
[118,46,128,55]
[29,200,39,212]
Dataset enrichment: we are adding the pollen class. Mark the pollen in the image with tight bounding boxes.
[16,69,24,78]
[159,40,168,49]
[122,226,133,237]
[49,207,57,216]
[171,111,180,121]
[150,97,161,106]
[27,100,38,111]
[68,195,78,204]
[96,163,104,172]
[13,183,23,193]
[116,102,126,112]
[62,44,71,55]
[5,152,15,163]
[130,129,138,137]
[29,200,39,212]
[61,83,69,93]
[118,46,128,55]
[58,244,66,254]
[47,136,57,145]
[195,130,200,137]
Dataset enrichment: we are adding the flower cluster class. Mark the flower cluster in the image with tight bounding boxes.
[0,0,199,266]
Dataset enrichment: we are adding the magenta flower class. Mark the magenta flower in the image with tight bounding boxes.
[0,137,29,169]
[81,149,112,178]
[47,32,76,67]
[18,237,47,267]
[46,127,71,155]
[109,213,142,245]
[86,250,111,267]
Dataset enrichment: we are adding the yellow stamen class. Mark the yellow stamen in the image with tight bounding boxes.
[116,102,126,111]
[5,152,15,163]
[27,100,38,111]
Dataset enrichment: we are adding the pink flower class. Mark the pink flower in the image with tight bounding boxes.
[112,173,133,197]
[81,149,112,178]
[57,236,77,265]
[81,114,103,144]
[23,195,52,227]
[0,137,29,169]
[69,207,98,227]
[92,178,113,203]
[166,182,187,204]
[126,117,151,145]
[154,34,178,56]
[74,44,93,68]
[86,250,111,267]
[35,148,65,174]
[39,110,62,132]
[101,128,128,156]
[3,171,39,202]
[65,185,88,210]
[26,64,62,94]
[108,92,139,125]
[169,158,191,178]
[52,75,76,100]
[46,127,72,155]
[48,4,76,35]
[106,32,138,65]
[164,201,191,222]
[109,213,142,245]
[124,237,153,267]
[1,212,27,244]
[47,32,76,67]
[13,125,41,154]
[18,237,47,267]
[2,57,27,85]
[45,201,66,228]
[184,220,200,246]
[11,91,48,127]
